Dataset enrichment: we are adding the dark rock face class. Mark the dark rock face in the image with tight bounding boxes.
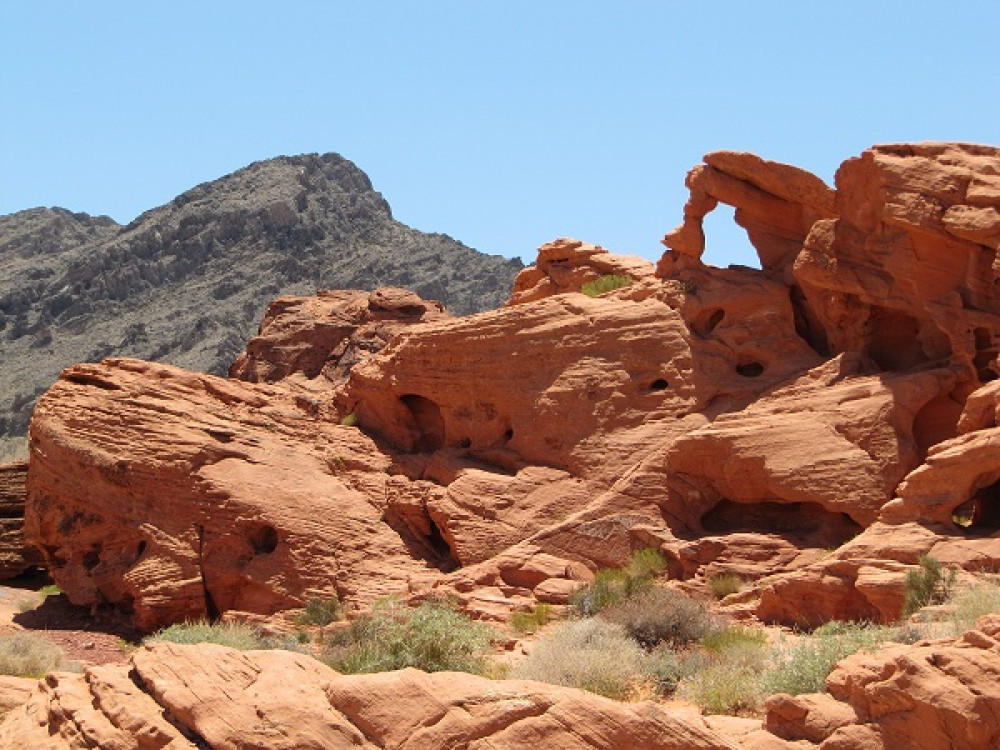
[0,154,523,440]
[0,462,42,578]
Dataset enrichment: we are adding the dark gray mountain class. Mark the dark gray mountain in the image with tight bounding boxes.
[0,153,523,456]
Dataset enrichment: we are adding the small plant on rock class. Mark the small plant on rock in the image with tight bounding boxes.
[581,274,632,298]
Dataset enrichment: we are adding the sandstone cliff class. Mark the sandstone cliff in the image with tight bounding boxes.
[20,142,1000,635]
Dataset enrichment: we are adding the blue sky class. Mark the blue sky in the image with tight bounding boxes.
[2,2,999,267]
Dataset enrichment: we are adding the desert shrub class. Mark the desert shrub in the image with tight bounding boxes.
[510,603,553,635]
[626,548,667,580]
[296,596,342,626]
[570,548,665,617]
[950,580,1000,631]
[322,598,492,675]
[581,275,632,298]
[678,639,768,714]
[145,620,267,650]
[340,412,359,427]
[707,573,744,600]
[510,618,648,700]
[761,621,900,696]
[903,555,955,617]
[701,624,768,653]
[0,633,68,677]
[602,586,716,649]
[571,569,639,616]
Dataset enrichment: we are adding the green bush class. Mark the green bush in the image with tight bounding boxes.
[0,633,68,678]
[581,275,632,298]
[570,548,666,617]
[626,548,667,580]
[296,597,342,627]
[145,620,268,650]
[323,598,492,675]
[571,569,639,617]
[510,618,648,700]
[707,573,744,600]
[903,555,955,617]
[601,586,716,649]
[510,603,553,635]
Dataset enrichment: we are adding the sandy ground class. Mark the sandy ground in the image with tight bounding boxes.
[0,570,138,668]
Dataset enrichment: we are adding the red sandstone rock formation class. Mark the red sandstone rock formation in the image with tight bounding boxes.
[0,642,737,749]
[22,141,1000,633]
[0,461,43,578]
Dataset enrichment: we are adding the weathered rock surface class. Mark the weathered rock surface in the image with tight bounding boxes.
[24,141,1000,633]
[0,154,523,444]
[229,287,449,389]
[0,642,737,749]
[0,462,43,579]
[506,237,656,306]
[754,615,1000,749]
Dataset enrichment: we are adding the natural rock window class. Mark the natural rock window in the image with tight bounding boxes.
[249,524,279,555]
[400,394,445,452]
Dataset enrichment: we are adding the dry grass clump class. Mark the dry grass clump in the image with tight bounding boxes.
[322,598,492,675]
[0,632,69,678]
[707,573,745,600]
[949,579,1000,631]
[145,620,270,650]
[510,618,649,700]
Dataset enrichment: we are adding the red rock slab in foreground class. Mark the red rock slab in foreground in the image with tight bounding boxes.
[0,642,739,750]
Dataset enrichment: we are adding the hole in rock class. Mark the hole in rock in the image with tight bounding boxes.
[736,361,765,378]
[701,204,761,270]
[400,394,445,453]
[135,540,147,562]
[691,308,725,339]
[912,392,963,459]
[425,517,458,572]
[974,328,999,383]
[649,378,669,391]
[249,524,279,555]
[790,286,831,357]
[701,499,862,547]
[503,428,514,443]
[953,480,1000,533]
[866,307,934,371]
[458,438,471,449]
[82,548,101,571]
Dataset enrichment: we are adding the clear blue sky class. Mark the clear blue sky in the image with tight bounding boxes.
[2,2,999,267]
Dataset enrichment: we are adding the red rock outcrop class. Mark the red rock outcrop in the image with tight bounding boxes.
[0,642,738,750]
[506,237,656,306]
[751,615,1000,749]
[230,287,449,388]
[23,141,1000,633]
[0,462,43,579]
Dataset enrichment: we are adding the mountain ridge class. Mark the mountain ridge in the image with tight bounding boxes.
[0,152,523,455]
